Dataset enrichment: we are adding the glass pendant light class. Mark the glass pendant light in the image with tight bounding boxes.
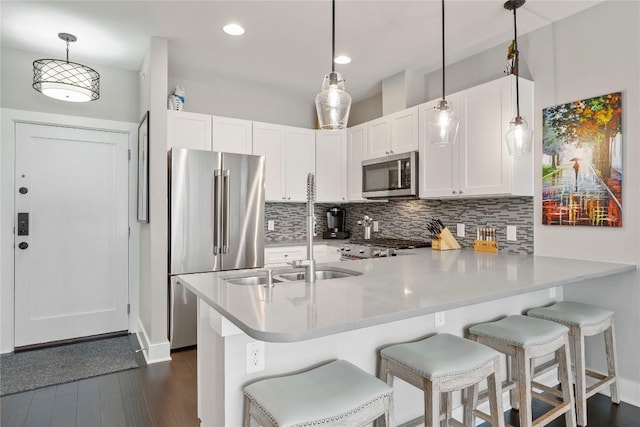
[428,0,459,146]
[33,33,100,102]
[504,0,532,155]
[315,0,352,130]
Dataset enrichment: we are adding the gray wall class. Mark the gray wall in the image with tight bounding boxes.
[1,47,140,123]
[530,1,640,396]
[167,75,317,128]
[348,92,382,126]
[137,38,171,361]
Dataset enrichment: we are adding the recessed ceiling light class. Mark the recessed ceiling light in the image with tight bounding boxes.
[334,55,351,65]
[223,23,245,36]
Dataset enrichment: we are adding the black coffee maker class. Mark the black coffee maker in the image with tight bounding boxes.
[323,207,350,239]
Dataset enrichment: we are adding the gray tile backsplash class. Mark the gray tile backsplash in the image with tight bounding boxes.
[265,197,533,254]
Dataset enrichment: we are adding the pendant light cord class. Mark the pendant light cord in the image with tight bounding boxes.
[331,0,336,73]
[441,0,445,100]
[65,39,70,64]
[513,7,520,117]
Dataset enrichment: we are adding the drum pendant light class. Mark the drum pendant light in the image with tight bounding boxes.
[427,0,459,146]
[504,0,532,155]
[33,33,100,102]
[315,0,352,130]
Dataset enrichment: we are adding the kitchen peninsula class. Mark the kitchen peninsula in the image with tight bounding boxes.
[178,249,635,426]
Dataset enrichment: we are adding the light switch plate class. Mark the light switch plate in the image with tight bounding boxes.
[507,225,517,241]
[373,221,379,232]
[457,224,465,238]
[267,220,275,231]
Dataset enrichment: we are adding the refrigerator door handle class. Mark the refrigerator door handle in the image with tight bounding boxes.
[222,169,231,253]
[213,170,222,255]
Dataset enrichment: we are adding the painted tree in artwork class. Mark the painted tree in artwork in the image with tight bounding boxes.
[543,92,622,179]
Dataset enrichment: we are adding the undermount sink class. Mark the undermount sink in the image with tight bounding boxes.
[223,267,362,285]
[225,276,282,286]
[277,268,361,281]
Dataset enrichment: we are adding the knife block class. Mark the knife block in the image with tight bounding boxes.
[431,227,461,251]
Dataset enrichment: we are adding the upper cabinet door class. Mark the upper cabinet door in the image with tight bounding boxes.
[458,78,511,196]
[252,122,285,202]
[419,97,460,198]
[212,116,253,154]
[390,106,419,154]
[284,127,316,202]
[366,117,391,159]
[347,124,367,202]
[167,111,212,150]
[316,130,347,203]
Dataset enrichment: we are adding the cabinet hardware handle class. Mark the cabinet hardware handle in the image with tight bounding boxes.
[390,150,394,154]
[452,190,457,194]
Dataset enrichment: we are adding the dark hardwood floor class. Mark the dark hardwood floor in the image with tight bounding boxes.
[2,336,639,426]
[1,336,199,427]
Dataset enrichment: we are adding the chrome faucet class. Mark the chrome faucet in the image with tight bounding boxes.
[290,173,316,284]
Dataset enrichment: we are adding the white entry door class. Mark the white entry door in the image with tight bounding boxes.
[14,123,129,347]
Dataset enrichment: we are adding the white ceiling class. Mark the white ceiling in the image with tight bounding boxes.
[1,0,605,103]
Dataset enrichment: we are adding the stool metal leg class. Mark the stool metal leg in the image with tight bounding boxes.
[605,322,620,404]
[243,396,251,427]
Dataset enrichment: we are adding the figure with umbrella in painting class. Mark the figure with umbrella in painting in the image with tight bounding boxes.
[571,157,580,191]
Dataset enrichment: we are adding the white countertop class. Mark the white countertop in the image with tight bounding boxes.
[178,249,635,342]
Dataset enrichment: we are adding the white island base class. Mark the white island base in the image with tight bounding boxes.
[197,287,565,427]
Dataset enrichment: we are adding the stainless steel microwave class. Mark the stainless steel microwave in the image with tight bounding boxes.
[362,151,418,199]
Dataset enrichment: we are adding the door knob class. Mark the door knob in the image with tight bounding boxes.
[18,242,28,250]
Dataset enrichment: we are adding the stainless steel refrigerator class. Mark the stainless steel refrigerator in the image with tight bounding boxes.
[168,148,265,349]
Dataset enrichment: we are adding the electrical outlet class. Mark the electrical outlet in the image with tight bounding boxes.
[549,287,556,298]
[373,221,379,232]
[434,311,445,327]
[267,220,275,231]
[457,223,465,238]
[246,341,265,373]
[507,225,517,241]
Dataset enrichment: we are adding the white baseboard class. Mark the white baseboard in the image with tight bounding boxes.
[136,319,171,364]
[595,376,640,407]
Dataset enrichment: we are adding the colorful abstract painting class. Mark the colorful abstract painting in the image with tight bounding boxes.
[542,92,622,226]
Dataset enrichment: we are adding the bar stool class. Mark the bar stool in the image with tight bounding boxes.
[243,360,394,427]
[378,333,504,427]
[469,315,577,427]
[528,301,619,426]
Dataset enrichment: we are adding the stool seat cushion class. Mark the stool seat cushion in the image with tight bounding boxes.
[527,301,614,327]
[243,360,392,427]
[469,315,568,347]
[380,333,499,380]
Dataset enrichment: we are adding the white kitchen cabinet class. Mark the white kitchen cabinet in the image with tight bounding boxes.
[347,124,367,202]
[264,246,307,267]
[419,75,533,198]
[366,106,419,159]
[167,110,212,150]
[253,122,315,202]
[212,116,252,154]
[264,244,341,266]
[167,111,252,155]
[316,130,347,203]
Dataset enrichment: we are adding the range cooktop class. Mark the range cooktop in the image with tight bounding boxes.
[348,238,431,249]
